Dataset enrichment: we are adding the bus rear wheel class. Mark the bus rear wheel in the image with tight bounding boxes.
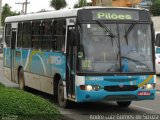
[18,68,25,90]
[58,80,69,108]
[117,101,131,107]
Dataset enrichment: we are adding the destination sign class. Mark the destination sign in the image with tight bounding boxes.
[92,10,139,20]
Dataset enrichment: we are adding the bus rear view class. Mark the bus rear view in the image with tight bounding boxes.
[74,8,156,107]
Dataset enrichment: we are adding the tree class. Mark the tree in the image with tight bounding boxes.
[150,0,160,16]
[74,0,88,8]
[50,0,67,10]
[1,4,20,26]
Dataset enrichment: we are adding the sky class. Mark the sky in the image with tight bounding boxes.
[2,0,92,13]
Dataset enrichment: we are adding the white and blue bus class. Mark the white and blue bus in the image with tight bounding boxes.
[3,7,156,108]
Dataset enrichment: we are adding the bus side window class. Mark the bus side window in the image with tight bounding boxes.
[53,19,66,51]
[41,20,52,51]
[17,23,23,48]
[155,34,160,47]
[31,21,41,49]
[5,24,11,47]
[22,22,31,48]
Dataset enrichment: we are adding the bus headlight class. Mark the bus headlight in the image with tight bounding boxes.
[80,85,100,91]
[143,84,154,90]
[86,85,92,91]
[92,85,100,91]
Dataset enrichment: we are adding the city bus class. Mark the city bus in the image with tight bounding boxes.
[3,7,156,108]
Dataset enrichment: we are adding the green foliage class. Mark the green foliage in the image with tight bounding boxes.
[150,0,160,16]
[1,4,20,26]
[0,83,61,120]
[0,83,5,88]
[74,0,88,8]
[50,0,67,10]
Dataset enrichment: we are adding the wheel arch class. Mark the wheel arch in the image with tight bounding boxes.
[53,73,62,96]
[17,65,23,83]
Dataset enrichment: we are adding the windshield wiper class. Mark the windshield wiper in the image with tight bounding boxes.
[125,22,136,37]
[96,20,115,38]
[124,23,136,45]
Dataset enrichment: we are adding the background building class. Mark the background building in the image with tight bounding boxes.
[152,16,160,32]
[92,0,112,6]
[138,0,152,9]
[92,0,141,7]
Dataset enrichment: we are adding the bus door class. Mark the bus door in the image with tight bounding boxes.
[11,23,18,81]
[66,24,76,99]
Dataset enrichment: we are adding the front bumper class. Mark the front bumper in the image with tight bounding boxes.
[76,87,156,102]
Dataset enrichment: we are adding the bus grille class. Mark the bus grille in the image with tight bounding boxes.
[104,85,138,92]
[105,95,137,101]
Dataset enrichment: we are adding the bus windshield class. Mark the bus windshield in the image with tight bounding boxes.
[78,23,154,73]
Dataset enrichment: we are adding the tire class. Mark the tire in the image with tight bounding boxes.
[117,101,131,108]
[58,80,70,108]
[18,68,25,90]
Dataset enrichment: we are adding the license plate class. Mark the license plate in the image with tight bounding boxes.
[138,91,150,96]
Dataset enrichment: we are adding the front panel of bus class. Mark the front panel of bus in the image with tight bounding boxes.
[74,8,156,102]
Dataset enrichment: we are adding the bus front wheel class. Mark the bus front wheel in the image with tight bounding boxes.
[58,80,69,108]
[117,101,131,107]
[18,68,25,90]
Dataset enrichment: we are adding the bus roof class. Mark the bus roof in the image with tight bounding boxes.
[5,6,148,23]
[5,9,78,23]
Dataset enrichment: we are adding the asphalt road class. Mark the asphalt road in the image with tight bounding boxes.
[56,94,160,120]
[0,59,160,120]
[27,90,160,120]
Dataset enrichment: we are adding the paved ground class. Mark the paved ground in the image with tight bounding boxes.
[0,57,18,88]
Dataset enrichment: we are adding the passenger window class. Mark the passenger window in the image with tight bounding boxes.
[5,24,11,47]
[31,21,41,49]
[53,19,66,51]
[41,20,52,51]
[22,22,31,48]
[17,23,23,48]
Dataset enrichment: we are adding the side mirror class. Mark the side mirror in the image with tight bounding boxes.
[78,45,85,59]
[155,33,160,46]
